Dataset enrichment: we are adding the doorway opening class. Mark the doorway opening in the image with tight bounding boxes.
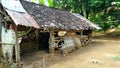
[38,32,50,52]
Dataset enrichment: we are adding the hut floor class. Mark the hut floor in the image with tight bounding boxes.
[21,50,48,63]
[21,50,62,68]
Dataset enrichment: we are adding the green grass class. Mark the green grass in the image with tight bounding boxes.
[112,56,120,61]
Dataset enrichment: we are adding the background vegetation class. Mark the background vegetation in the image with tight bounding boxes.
[53,0,120,31]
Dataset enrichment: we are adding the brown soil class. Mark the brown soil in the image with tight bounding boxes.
[48,29,120,68]
[49,40,120,68]
[21,39,120,68]
[1,29,120,68]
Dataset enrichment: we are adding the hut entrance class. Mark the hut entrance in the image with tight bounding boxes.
[38,32,50,51]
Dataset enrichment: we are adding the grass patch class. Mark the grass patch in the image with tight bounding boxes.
[112,56,120,61]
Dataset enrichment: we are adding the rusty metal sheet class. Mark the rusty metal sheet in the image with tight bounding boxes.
[6,9,40,28]
[1,0,26,13]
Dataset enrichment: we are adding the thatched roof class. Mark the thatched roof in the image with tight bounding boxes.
[72,13,101,30]
[21,1,99,30]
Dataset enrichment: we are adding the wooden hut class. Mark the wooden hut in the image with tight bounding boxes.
[21,1,100,55]
[0,0,100,67]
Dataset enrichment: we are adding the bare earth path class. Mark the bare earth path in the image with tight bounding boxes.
[49,30,120,68]
[21,30,120,68]
[49,39,120,68]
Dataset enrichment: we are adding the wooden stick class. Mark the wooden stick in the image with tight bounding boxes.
[0,42,15,45]
[42,56,46,68]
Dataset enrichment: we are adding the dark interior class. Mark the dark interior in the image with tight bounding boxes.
[38,32,50,50]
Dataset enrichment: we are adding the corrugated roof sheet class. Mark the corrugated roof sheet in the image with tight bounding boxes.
[6,9,40,28]
[1,0,40,28]
[1,0,26,12]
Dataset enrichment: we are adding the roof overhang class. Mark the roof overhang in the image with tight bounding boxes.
[1,0,26,13]
[72,13,101,30]
[1,0,40,28]
[6,9,40,28]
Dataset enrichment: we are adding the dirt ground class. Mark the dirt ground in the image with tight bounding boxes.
[21,29,120,68]
[48,40,120,68]
[1,29,120,68]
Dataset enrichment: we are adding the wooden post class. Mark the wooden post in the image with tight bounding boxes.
[0,4,2,59]
[14,24,20,63]
[36,29,39,50]
[72,32,82,49]
[80,30,83,38]
[88,30,92,44]
[80,30,84,46]
[49,28,55,55]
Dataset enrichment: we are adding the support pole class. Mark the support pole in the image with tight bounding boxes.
[49,28,55,55]
[80,30,83,39]
[14,24,20,63]
[0,4,2,59]
[36,29,39,50]
[88,30,92,44]
[80,30,84,46]
[72,32,82,49]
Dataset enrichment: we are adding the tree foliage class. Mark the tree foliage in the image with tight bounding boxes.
[53,0,120,30]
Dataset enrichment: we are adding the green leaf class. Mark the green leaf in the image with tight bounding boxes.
[39,0,44,5]
[117,24,120,29]
[47,0,53,7]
